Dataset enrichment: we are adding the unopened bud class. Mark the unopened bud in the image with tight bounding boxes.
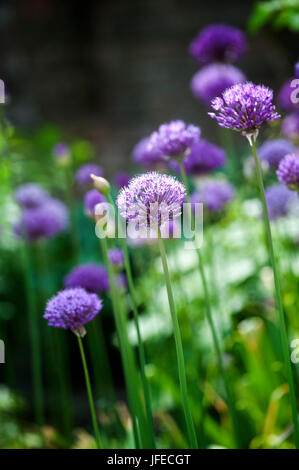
[91,174,110,195]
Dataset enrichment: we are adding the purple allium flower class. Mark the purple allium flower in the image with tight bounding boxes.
[190,64,246,106]
[265,183,295,220]
[258,139,295,168]
[44,287,102,336]
[170,139,226,176]
[76,163,103,185]
[14,198,69,242]
[277,153,299,191]
[64,263,110,293]
[209,82,280,137]
[15,183,49,209]
[189,24,247,64]
[278,79,299,112]
[148,120,200,159]
[116,172,186,229]
[191,180,235,213]
[84,189,106,218]
[108,248,124,267]
[132,136,166,170]
[115,172,131,188]
[53,143,70,164]
[281,112,299,141]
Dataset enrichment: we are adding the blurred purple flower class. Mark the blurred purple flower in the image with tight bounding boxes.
[15,183,49,209]
[132,136,166,169]
[64,263,110,293]
[14,198,69,242]
[116,172,186,229]
[53,143,70,164]
[189,24,247,64]
[44,287,102,336]
[76,163,103,185]
[191,180,235,213]
[148,120,200,159]
[265,183,295,220]
[281,112,299,141]
[295,62,299,79]
[115,172,131,188]
[170,139,226,176]
[190,64,246,106]
[209,82,280,137]
[108,248,124,267]
[258,139,295,168]
[277,153,299,191]
[84,189,106,218]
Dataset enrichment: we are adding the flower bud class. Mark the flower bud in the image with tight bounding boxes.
[90,174,110,195]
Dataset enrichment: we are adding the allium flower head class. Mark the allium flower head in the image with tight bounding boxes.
[170,139,226,176]
[191,180,235,213]
[278,79,299,112]
[44,287,102,336]
[190,64,246,106]
[132,136,166,170]
[115,172,130,188]
[15,183,49,209]
[116,172,186,230]
[281,112,299,141]
[84,189,106,218]
[76,163,103,185]
[189,24,247,64]
[108,248,124,267]
[258,139,295,168]
[277,153,299,191]
[148,120,200,159]
[209,82,280,138]
[64,263,110,293]
[265,183,295,220]
[14,198,69,242]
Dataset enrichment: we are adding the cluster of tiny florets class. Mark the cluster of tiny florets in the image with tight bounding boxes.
[64,263,110,293]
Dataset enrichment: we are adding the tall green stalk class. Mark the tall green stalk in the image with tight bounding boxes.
[251,137,299,448]
[106,191,155,446]
[77,335,102,449]
[21,243,44,428]
[157,230,198,449]
[100,236,153,448]
[179,161,241,448]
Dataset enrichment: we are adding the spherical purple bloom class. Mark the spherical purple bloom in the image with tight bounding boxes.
[148,120,201,159]
[115,172,131,188]
[191,180,235,213]
[190,64,246,106]
[84,189,106,218]
[64,263,110,293]
[108,248,124,267]
[44,287,102,336]
[278,79,299,112]
[15,183,50,209]
[281,112,299,141]
[76,163,103,185]
[170,139,226,176]
[258,139,295,168]
[132,136,166,170]
[189,24,247,64]
[116,172,186,229]
[265,183,295,220]
[277,153,299,191]
[14,198,69,242]
[209,82,280,136]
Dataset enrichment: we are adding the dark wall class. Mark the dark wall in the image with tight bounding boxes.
[0,0,297,175]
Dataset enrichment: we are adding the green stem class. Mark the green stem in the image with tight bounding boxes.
[157,230,198,449]
[179,161,241,448]
[251,137,299,448]
[77,335,101,449]
[21,243,44,428]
